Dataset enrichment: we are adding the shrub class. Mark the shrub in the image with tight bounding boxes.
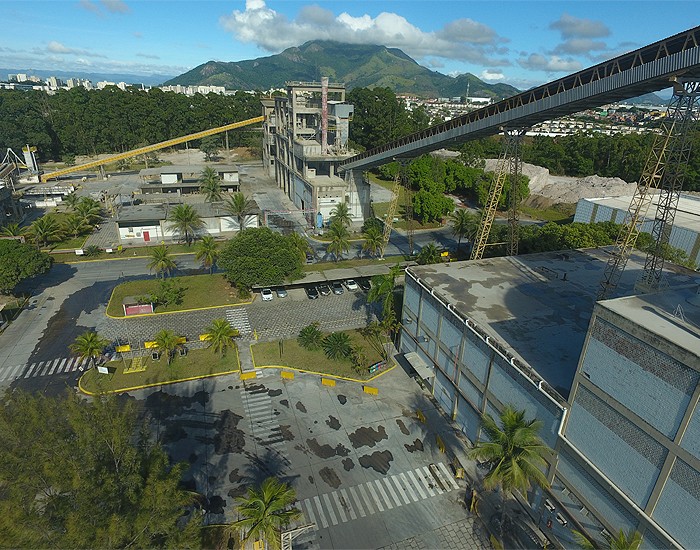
[322,332,352,361]
[297,323,323,351]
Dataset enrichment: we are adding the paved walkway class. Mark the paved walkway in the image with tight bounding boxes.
[84,221,119,249]
[378,517,490,550]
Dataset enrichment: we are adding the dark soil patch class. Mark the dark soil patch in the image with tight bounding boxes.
[268,389,282,397]
[337,395,347,405]
[228,468,244,484]
[280,399,289,408]
[308,475,315,484]
[319,467,341,489]
[307,438,350,459]
[296,401,307,413]
[212,410,246,454]
[396,418,410,435]
[326,416,341,430]
[144,390,209,418]
[278,425,295,441]
[205,495,226,514]
[342,458,355,471]
[227,486,247,499]
[161,423,188,444]
[348,426,388,449]
[358,450,394,474]
[404,438,424,453]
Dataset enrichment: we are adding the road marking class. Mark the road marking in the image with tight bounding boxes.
[331,492,348,523]
[363,482,383,512]
[357,484,376,514]
[394,473,416,504]
[348,486,366,517]
[35,361,53,377]
[24,362,41,378]
[322,493,338,526]
[57,358,72,373]
[302,499,319,531]
[3,363,23,381]
[437,462,460,490]
[67,358,82,372]
[420,466,437,496]
[340,488,357,520]
[373,479,394,509]
[406,470,428,499]
[382,477,402,507]
[313,496,328,529]
[48,359,61,375]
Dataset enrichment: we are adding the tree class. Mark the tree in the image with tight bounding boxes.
[0,239,52,294]
[148,245,177,278]
[287,232,312,262]
[167,203,204,245]
[359,321,388,361]
[326,220,350,261]
[367,263,403,322]
[416,242,442,265]
[450,209,479,254]
[69,330,110,368]
[75,197,102,226]
[203,319,238,356]
[63,214,88,239]
[149,279,186,308]
[0,390,200,548]
[153,329,181,365]
[199,166,222,202]
[297,322,323,351]
[62,192,81,211]
[574,528,643,550]
[224,192,255,231]
[200,135,220,161]
[0,223,26,237]
[469,405,550,537]
[230,477,301,550]
[28,215,63,247]
[195,234,219,273]
[218,227,303,288]
[361,225,384,258]
[322,331,352,360]
[330,201,352,228]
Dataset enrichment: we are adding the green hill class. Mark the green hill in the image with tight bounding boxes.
[165,40,520,99]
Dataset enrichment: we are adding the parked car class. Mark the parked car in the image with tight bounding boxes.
[331,281,344,295]
[305,286,319,299]
[261,288,273,301]
[318,283,331,296]
[345,279,359,291]
[358,278,371,292]
[276,287,288,298]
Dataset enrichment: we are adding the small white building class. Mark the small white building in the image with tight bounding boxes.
[138,164,239,195]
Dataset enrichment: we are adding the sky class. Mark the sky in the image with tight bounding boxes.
[2,1,698,89]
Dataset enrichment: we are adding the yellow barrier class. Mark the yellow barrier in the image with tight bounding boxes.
[322,378,336,387]
[144,341,157,349]
[281,371,294,380]
[416,409,426,423]
[363,386,378,395]
[199,334,211,341]
[115,344,131,353]
[436,434,446,453]
[176,336,187,344]
[240,371,257,380]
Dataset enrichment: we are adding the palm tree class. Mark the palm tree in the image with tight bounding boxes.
[367,263,403,321]
[326,220,349,261]
[148,245,177,278]
[229,477,301,550]
[167,204,204,245]
[63,193,82,211]
[330,200,352,228]
[322,331,352,360]
[297,322,323,351]
[69,330,110,368]
[574,529,643,550]
[416,242,441,265]
[28,216,63,247]
[287,232,311,261]
[0,223,27,237]
[224,192,255,231]
[75,198,102,226]
[195,235,219,273]
[203,319,238,356]
[199,166,222,202]
[63,214,88,239]
[153,329,181,365]
[469,405,550,537]
[361,226,384,258]
[451,209,477,255]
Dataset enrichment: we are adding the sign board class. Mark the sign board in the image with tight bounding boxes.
[123,303,154,316]
[316,212,323,229]
[97,365,109,374]
[75,249,85,256]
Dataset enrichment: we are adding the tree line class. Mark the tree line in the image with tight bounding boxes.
[0,87,261,162]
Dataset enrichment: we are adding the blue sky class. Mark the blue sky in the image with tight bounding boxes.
[2,1,698,88]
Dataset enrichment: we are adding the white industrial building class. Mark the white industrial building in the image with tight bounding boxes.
[138,165,239,195]
[574,193,700,267]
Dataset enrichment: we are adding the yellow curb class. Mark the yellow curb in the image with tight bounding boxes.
[62,251,196,264]
[248,343,395,384]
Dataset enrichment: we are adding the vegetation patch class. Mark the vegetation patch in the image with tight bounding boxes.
[519,203,576,223]
[51,243,200,262]
[79,347,239,394]
[251,329,384,380]
[106,273,244,317]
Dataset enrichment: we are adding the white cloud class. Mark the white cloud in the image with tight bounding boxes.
[47,41,106,58]
[479,70,505,82]
[136,52,160,60]
[549,14,609,39]
[219,1,508,68]
[554,38,607,55]
[79,0,100,14]
[518,54,581,73]
[79,0,129,15]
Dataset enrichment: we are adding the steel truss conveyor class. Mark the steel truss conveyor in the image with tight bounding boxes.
[339,26,700,173]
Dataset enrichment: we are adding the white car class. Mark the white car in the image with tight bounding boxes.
[345,279,359,291]
[261,288,273,301]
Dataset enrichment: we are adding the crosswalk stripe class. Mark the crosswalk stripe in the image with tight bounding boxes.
[35,361,51,377]
[313,496,328,529]
[322,493,339,526]
[392,475,413,504]
[5,363,24,380]
[373,479,394,510]
[348,486,366,518]
[339,488,357,521]
[420,466,437,496]
[399,473,420,502]
[437,462,460,490]
[25,362,41,378]
[381,477,402,506]
[331,492,348,523]
[57,358,72,373]
[302,499,319,530]
[67,358,82,372]
[48,358,61,375]
[407,470,428,499]
[357,484,377,514]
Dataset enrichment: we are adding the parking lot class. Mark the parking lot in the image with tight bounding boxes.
[134,359,490,549]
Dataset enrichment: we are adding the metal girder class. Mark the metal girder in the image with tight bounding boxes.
[281,523,315,550]
[598,80,699,299]
[380,170,402,260]
[508,130,526,256]
[40,115,264,182]
[339,26,700,173]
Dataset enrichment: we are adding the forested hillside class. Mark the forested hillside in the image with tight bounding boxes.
[0,87,261,161]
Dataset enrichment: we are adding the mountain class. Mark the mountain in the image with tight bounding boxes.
[1,68,175,87]
[164,41,519,99]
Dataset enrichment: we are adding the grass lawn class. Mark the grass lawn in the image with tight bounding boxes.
[251,329,385,380]
[79,347,239,394]
[107,273,245,317]
[50,235,89,250]
[51,243,199,262]
[519,203,576,223]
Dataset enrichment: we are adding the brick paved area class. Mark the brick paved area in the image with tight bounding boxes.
[377,517,491,550]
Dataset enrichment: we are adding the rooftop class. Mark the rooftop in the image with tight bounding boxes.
[139,164,238,177]
[407,248,699,398]
[116,201,258,224]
